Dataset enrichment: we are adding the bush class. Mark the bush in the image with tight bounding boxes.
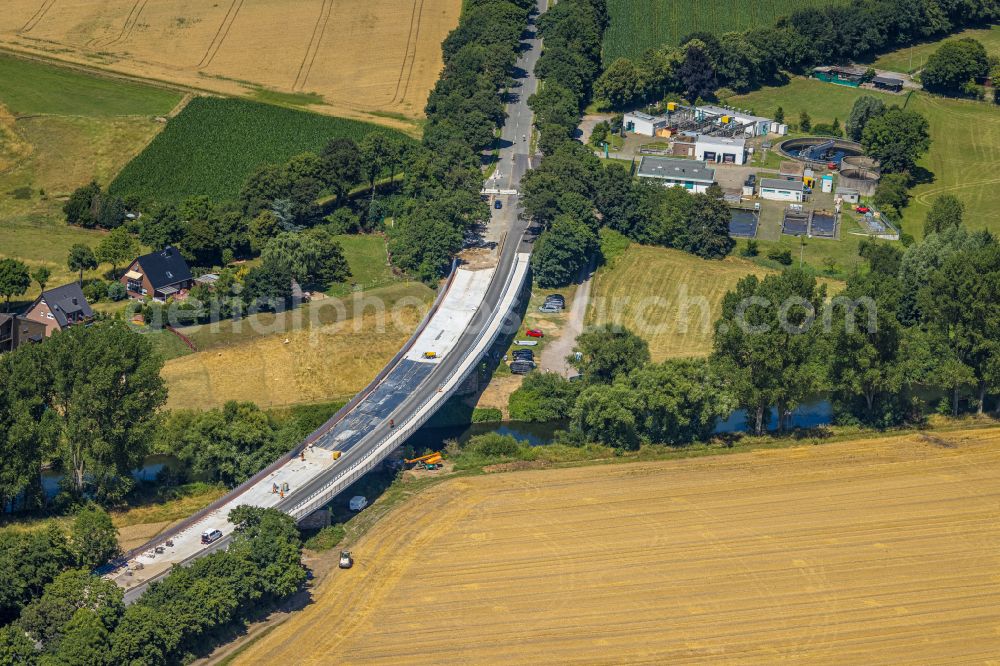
[767,248,793,265]
[303,523,345,551]
[81,280,106,303]
[466,433,522,457]
[740,240,759,257]
[508,372,580,421]
[106,282,127,301]
[471,407,502,423]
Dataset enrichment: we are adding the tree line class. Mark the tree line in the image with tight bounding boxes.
[0,506,305,665]
[593,0,999,108]
[511,197,999,446]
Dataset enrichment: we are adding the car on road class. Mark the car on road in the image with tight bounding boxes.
[526,328,544,338]
[494,200,503,209]
[339,550,354,569]
[200,529,223,545]
[349,496,368,512]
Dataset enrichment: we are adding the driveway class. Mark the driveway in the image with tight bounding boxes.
[539,258,595,377]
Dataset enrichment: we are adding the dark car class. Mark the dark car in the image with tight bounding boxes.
[494,200,503,210]
[545,294,565,304]
[512,350,534,361]
[510,360,536,374]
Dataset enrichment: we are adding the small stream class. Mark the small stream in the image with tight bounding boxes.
[40,454,182,500]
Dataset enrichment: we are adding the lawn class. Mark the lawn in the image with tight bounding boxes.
[586,244,769,360]
[724,78,1000,239]
[872,25,1000,74]
[0,55,181,299]
[109,97,415,204]
[327,234,397,294]
[161,282,435,410]
[603,0,844,61]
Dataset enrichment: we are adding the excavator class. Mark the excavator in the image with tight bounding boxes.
[405,452,443,470]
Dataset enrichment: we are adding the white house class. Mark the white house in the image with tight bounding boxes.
[623,111,668,137]
[637,156,716,193]
[759,178,804,202]
[695,135,746,165]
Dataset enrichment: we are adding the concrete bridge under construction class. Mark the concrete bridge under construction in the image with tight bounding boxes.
[111,1,546,604]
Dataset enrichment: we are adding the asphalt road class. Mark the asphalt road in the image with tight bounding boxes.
[121,1,545,604]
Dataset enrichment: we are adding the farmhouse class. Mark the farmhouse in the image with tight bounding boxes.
[637,156,715,193]
[759,178,805,202]
[695,135,746,165]
[20,282,94,338]
[623,111,669,137]
[122,246,193,301]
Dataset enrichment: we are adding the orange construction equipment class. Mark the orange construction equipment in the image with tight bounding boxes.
[405,452,443,466]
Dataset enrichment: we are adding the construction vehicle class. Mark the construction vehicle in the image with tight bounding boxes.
[405,452,444,470]
[422,351,438,359]
[331,450,342,460]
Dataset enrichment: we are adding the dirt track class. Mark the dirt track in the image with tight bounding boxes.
[237,429,1000,664]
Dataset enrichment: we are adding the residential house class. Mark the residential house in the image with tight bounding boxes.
[20,282,95,338]
[122,247,193,301]
[0,313,47,353]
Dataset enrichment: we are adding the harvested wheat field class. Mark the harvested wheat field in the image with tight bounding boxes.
[239,428,1000,664]
[0,0,462,128]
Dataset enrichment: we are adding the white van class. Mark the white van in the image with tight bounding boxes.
[349,496,368,512]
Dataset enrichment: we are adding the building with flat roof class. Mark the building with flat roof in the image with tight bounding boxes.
[695,106,773,136]
[695,135,746,165]
[623,111,668,137]
[760,178,804,202]
[872,74,904,92]
[637,156,716,193]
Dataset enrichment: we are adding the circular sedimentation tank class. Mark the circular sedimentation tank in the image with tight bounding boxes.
[839,166,880,196]
[777,137,866,167]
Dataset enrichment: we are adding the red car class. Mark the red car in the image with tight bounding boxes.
[856,206,870,214]
[525,329,544,338]
[827,162,838,170]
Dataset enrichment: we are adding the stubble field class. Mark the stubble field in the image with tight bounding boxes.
[0,0,462,128]
[238,427,1000,664]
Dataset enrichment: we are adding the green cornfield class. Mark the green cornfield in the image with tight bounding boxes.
[603,0,846,62]
[109,97,414,203]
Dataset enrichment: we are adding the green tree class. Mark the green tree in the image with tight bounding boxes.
[594,57,644,108]
[62,182,100,228]
[0,527,71,626]
[109,606,180,666]
[845,96,886,141]
[677,40,717,101]
[921,38,990,96]
[861,107,931,173]
[774,106,784,124]
[571,325,650,384]
[321,138,363,204]
[507,372,581,421]
[17,569,122,651]
[572,383,641,449]
[66,245,97,284]
[360,132,403,203]
[94,228,138,280]
[680,193,735,259]
[924,194,964,235]
[0,258,30,312]
[0,625,37,665]
[44,322,167,501]
[799,110,811,133]
[873,172,912,218]
[531,214,598,288]
[71,504,120,569]
[712,269,827,435]
[45,608,111,666]
[31,266,51,293]
[260,231,350,289]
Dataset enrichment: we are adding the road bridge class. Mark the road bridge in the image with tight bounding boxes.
[111,0,547,604]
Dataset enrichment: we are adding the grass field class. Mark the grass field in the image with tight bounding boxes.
[603,0,844,61]
[872,25,1000,74]
[108,97,413,203]
[0,0,461,128]
[725,79,1000,239]
[238,426,1000,663]
[160,282,434,410]
[0,54,180,295]
[586,245,769,361]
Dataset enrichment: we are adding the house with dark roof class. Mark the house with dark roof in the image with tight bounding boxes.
[872,75,904,92]
[20,282,95,338]
[121,247,193,301]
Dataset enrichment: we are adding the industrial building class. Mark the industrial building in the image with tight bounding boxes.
[637,156,716,193]
[695,106,772,137]
[623,111,669,137]
[695,135,747,165]
[759,178,804,202]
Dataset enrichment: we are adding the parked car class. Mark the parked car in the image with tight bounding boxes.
[856,206,870,213]
[538,304,562,313]
[200,529,223,545]
[512,350,534,361]
[526,329,544,338]
[349,496,368,511]
[510,360,536,374]
[494,200,503,210]
[513,339,538,346]
[339,550,354,569]
[545,293,565,303]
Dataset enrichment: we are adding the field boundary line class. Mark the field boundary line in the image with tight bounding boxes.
[19,0,57,34]
[293,0,334,92]
[399,0,426,105]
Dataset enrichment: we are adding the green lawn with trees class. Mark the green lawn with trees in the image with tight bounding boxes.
[872,25,1000,74]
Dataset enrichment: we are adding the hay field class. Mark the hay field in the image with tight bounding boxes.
[238,427,1000,664]
[161,283,434,410]
[587,245,768,361]
[0,0,462,129]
